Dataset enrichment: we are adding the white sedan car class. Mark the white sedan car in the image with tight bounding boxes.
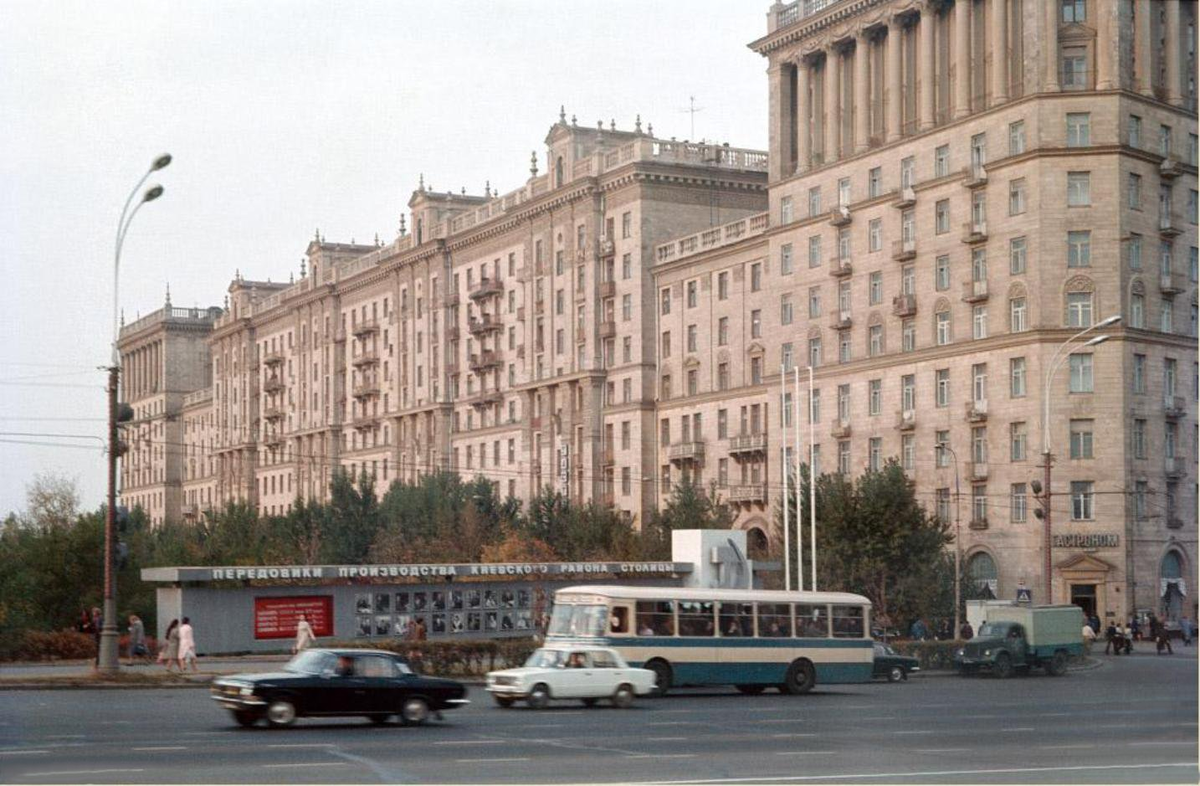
[486,646,656,709]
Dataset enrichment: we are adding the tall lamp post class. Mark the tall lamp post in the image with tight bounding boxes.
[937,441,961,636]
[1038,315,1120,608]
[98,154,171,673]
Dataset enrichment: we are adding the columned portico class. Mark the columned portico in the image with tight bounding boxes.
[953,0,970,118]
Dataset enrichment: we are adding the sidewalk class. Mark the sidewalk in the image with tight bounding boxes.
[0,654,292,689]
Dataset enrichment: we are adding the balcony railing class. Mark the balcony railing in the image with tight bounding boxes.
[966,399,989,421]
[469,391,502,409]
[1159,159,1182,179]
[728,433,767,455]
[1160,270,1187,295]
[963,164,988,188]
[1164,456,1184,477]
[351,348,379,367]
[353,382,380,398]
[469,351,503,372]
[263,407,284,422]
[351,318,380,337]
[892,238,916,261]
[599,320,617,339]
[728,484,768,504]
[962,279,989,303]
[668,441,705,462]
[262,351,285,367]
[831,419,851,439]
[1163,395,1186,418]
[468,315,503,335]
[829,259,853,277]
[896,410,916,431]
[352,414,380,430]
[829,311,852,330]
[599,238,615,258]
[962,221,988,244]
[968,517,989,530]
[1159,213,1182,237]
[654,211,769,265]
[892,294,917,317]
[829,205,852,226]
[262,376,285,393]
[968,461,989,481]
[892,186,916,208]
[445,325,460,342]
[469,278,504,300]
[599,280,617,299]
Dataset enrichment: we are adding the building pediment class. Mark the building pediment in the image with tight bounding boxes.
[1057,553,1115,573]
[746,341,766,357]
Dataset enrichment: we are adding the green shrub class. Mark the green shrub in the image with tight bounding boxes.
[320,638,538,676]
[15,630,96,661]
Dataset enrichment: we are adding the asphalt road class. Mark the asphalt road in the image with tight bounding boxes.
[0,653,1195,785]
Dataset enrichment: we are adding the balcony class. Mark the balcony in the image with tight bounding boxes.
[1159,212,1182,237]
[1159,159,1183,179]
[443,291,460,307]
[968,517,989,530]
[352,318,380,337]
[968,461,989,481]
[963,165,988,188]
[1162,394,1186,419]
[966,399,989,422]
[351,348,379,367]
[599,238,615,258]
[468,315,503,335]
[352,415,380,431]
[892,186,917,209]
[829,258,853,277]
[445,325,460,342]
[1164,456,1184,478]
[516,345,526,359]
[469,391,502,409]
[445,360,459,375]
[728,433,767,456]
[469,278,504,301]
[831,419,851,439]
[668,441,705,463]
[530,415,542,430]
[892,238,916,261]
[961,221,988,244]
[352,382,380,399]
[1160,270,1187,295]
[534,299,546,315]
[829,311,852,330]
[262,376,285,393]
[599,320,617,339]
[264,432,285,448]
[516,306,526,322]
[262,351,285,367]
[1167,516,1184,529]
[181,503,198,518]
[469,351,503,373]
[962,279,989,303]
[892,294,917,317]
[603,445,615,466]
[728,484,768,504]
[599,280,617,299]
[896,410,916,431]
[263,407,285,422]
[829,205,852,227]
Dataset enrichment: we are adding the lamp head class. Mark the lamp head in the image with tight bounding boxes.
[1097,314,1122,328]
[142,185,164,202]
[1084,334,1111,348]
[152,154,172,171]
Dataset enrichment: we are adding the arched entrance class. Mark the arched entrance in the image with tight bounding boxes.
[745,525,770,561]
[966,552,998,600]
[1160,550,1187,622]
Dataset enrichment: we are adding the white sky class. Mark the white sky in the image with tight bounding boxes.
[0,0,769,515]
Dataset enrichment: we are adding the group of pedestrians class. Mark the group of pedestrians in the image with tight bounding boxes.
[157,617,198,672]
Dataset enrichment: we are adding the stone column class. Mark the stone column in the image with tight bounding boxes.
[854,33,870,151]
[768,60,794,181]
[1093,0,1113,90]
[954,0,971,118]
[919,3,936,129]
[1135,0,1154,96]
[991,0,1009,102]
[887,17,903,141]
[1043,0,1059,91]
[824,50,839,162]
[1165,0,1182,104]
[796,57,812,171]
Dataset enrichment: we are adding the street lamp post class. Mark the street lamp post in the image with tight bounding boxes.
[937,441,961,637]
[98,154,170,673]
[1038,315,1120,608]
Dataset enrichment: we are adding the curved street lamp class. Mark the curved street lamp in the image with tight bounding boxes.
[99,155,171,673]
[936,441,961,637]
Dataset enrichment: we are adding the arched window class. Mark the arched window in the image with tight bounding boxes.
[746,526,770,561]
[1161,550,1186,621]
[967,552,998,599]
[555,156,564,188]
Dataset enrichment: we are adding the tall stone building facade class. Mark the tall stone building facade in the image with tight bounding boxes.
[122,0,1196,625]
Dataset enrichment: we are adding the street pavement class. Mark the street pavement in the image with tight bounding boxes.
[0,650,1195,784]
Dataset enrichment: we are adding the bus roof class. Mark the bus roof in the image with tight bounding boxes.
[555,585,871,606]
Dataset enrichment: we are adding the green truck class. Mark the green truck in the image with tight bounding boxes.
[954,605,1084,677]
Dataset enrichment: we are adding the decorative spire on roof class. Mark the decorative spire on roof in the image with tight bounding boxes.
[120,309,125,327]
[571,114,577,126]
[164,282,171,306]
[559,105,566,124]
[635,114,642,133]
[485,179,490,197]
[300,258,306,278]
[289,272,294,284]
[597,119,603,130]
[610,118,615,131]
[314,227,320,241]
[399,214,407,236]
[418,173,425,191]
[647,122,653,137]
[530,151,538,177]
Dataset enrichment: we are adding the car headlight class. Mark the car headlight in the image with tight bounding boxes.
[983,649,992,657]
[240,687,255,696]
[955,648,964,658]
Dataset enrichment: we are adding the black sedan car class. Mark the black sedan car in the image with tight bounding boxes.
[211,648,469,728]
[872,642,920,682]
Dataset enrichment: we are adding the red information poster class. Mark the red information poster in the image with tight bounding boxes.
[254,596,334,640]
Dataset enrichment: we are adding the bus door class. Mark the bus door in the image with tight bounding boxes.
[675,600,718,682]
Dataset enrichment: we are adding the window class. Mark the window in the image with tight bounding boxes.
[972,363,988,403]
[622,337,631,364]
[838,227,850,259]
[1129,233,1142,270]
[868,167,881,197]
[837,384,851,423]
[1068,354,1094,393]
[661,331,671,358]
[869,272,882,304]
[1066,113,1090,147]
[717,409,728,439]
[808,236,822,268]
[621,212,632,239]
[780,294,794,325]
[902,319,916,352]
[935,145,950,177]
[935,255,950,291]
[837,441,851,475]
[808,186,821,217]
[935,431,950,467]
[782,342,794,371]
[935,311,951,345]
[1011,484,1028,522]
[1066,292,1093,328]
[808,337,822,367]
[781,243,793,275]
[972,305,988,339]
[751,309,762,338]
[687,324,698,353]
[972,485,988,524]
[901,435,915,471]
[780,196,794,225]
[687,369,698,396]
[900,156,915,190]
[718,271,729,300]
[935,200,950,234]
[838,331,851,363]
[1070,481,1094,520]
[1009,179,1026,215]
[622,253,631,279]
[1128,173,1142,210]
[717,363,729,390]
[1132,354,1146,393]
[868,379,881,415]
[1010,297,1027,332]
[622,294,632,321]
[868,438,882,472]
[1007,356,1027,398]
[1128,115,1142,148]
[1009,236,1027,275]
[936,488,951,521]
[1011,421,1027,461]
[869,218,882,252]
[1009,121,1025,155]
[751,263,762,292]
[972,426,988,464]
[750,357,763,385]
[1161,297,1174,333]
[1132,419,1146,459]
[1062,49,1087,90]
[808,287,822,318]
[837,177,851,207]
[901,374,916,412]
[1067,172,1091,206]
[1069,419,1094,459]
[869,325,883,356]
[936,369,950,407]
[1133,481,1148,519]
[1130,293,1145,328]
[718,317,729,346]
[1160,124,1173,157]
[1067,231,1091,267]
[660,288,671,315]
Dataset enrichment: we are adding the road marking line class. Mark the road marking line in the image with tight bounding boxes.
[771,733,818,739]
[892,730,934,735]
[262,762,345,769]
[43,736,85,739]
[627,754,697,759]
[132,746,187,751]
[914,748,971,753]
[1128,741,1196,746]
[267,743,336,748]
[774,751,836,756]
[454,757,531,763]
[645,737,689,742]
[431,740,508,746]
[24,769,145,778]
[1040,744,1095,750]
[1000,727,1036,732]
[0,751,49,756]
[647,721,697,726]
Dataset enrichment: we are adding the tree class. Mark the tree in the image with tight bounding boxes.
[643,479,734,557]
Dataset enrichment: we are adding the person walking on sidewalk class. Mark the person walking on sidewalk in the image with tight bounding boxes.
[127,615,150,665]
[1179,615,1193,646]
[177,617,198,671]
[292,614,315,654]
[159,619,180,671]
[1150,614,1173,655]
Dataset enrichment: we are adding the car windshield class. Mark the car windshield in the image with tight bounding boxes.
[285,650,334,674]
[547,604,608,637]
[524,649,565,668]
[977,623,1003,638]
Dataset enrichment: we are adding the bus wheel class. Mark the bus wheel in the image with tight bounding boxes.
[646,659,672,697]
[781,659,816,695]
[735,684,766,695]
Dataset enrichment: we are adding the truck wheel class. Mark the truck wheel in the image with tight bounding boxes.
[994,652,1014,679]
[1047,651,1068,676]
[887,666,905,683]
[646,660,672,698]
[781,659,817,694]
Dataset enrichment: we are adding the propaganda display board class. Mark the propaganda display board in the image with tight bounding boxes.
[254,595,334,639]
[353,584,551,639]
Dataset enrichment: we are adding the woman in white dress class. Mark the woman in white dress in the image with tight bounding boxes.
[176,617,197,672]
[292,614,316,654]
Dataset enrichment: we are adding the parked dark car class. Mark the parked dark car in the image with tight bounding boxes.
[211,648,468,728]
[872,642,920,682]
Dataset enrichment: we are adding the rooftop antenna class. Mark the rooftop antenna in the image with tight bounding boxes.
[678,95,704,141]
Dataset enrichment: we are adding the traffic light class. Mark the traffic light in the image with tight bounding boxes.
[115,403,134,456]
[115,505,130,534]
[1030,479,1046,520]
[115,541,129,571]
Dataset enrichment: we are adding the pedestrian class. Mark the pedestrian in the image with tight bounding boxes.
[1104,622,1118,655]
[177,617,198,671]
[1082,621,1096,654]
[90,607,103,669]
[1130,616,1141,641]
[959,620,974,640]
[1179,615,1193,646]
[77,609,94,635]
[292,613,315,654]
[127,615,149,665]
[1088,614,1101,641]
[909,618,928,641]
[415,618,427,641]
[159,619,180,671]
[1121,622,1133,654]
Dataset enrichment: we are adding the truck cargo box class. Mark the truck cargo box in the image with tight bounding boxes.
[986,605,1082,648]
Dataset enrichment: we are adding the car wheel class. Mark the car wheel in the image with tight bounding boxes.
[400,697,431,726]
[527,683,550,710]
[887,666,905,683]
[232,710,259,728]
[735,684,766,695]
[646,660,672,698]
[994,652,1014,679]
[368,714,391,725]
[266,700,297,728]
[581,698,598,708]
[1048,651,1068,677]
[612,683,635,709]
[493,696,514,708]
[781,659,817,695]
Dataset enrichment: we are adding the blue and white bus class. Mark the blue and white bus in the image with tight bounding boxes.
[546,585,874,695]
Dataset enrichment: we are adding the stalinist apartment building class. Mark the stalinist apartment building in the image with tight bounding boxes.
[122,0,1195,622]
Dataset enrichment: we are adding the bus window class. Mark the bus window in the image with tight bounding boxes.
[831,605,865,638]
[678,601,716,637]
[636,600,676,636]
[757,603,792,637]
[609,606,630,635]
[795,604,829,638]
[719,602,754,637]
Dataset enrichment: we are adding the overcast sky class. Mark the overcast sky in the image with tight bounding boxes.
[0,0,769,515]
